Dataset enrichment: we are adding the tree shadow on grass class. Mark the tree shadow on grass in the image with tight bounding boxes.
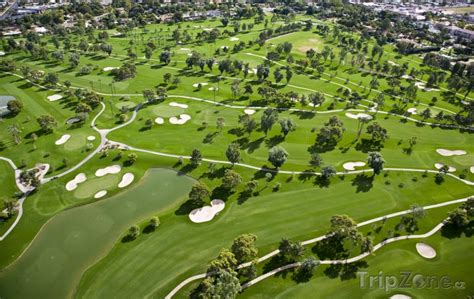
[441,221,474,239]
[324,261,368,280]
[246,137,265,153]
[351,174,374,193]
[355,139,383,153]
[121,235,136,243]
[265,134,285,148]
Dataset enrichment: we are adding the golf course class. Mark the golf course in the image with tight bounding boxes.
[0,5,473,299]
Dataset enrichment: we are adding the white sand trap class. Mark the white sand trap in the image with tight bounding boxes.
[470,166,474,174]
[87,135,96,141]
[103,67,118,72]
[414,82,425,89]
[118,173,134,188]
[203,28,212,31]
[0,51,5,56]
[229,37,239,41]
[308,103,320,108]
[401,75,413,80]
[345,112,373,120]
[407,108,417,115]
[252,68,258,74]
[169,102,189,109]
[192,82,208,88]
[95,165,121,177]
[390,295,411,299]
[47,94,63,102]
[180,48,191,51]
[434,163,456,172]
[94,190,107,199]
[244,109,256,115]
[388,60,399,66]
[436,149,466,156]
[416,242,436,259]
[155,117,164,124]
[189,199,225,223]
[343,161,366,171]
[55,134,71,145]
[65,173,87,191]
[209,87,219,91]
[169,114,191,125]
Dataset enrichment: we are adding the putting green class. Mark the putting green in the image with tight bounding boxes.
[152,105,184,117]
[0,168,196,299]
[114,101,136,110]
[63,134,87,151]
[73,174,121,199]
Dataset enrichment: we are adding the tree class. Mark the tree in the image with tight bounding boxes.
[126,153,137,165]
[7,124,22,144]
[36,115,57,133]
[231,233,258,264]
[330,215,361,244]
[149,216,160,230]
[260,109,279,136]
[222,169,243,190]
[279,238,304,261]
[159,50,171,65]
[3,200,18,218]
[366,122,388,142]
[189,183,210,208]
[69,53,80,68]
[309,151,323,167]
[297,257,320,279]
[216,117,225,133]
[44,73,59,86]
[268,146,289,169]
[321,165,336,179]
[245,180,258,195]
[128,225,140,239]
[7,99,23,114]
[447,208,470,228]
[142,89,155,103]
[367,152,385,175]
[308,92,325,110]
[225,143,241,165]
[190,148,202,166]
[279,118,296,137]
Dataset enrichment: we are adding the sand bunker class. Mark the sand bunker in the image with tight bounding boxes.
[189,199,225,223]
[436,149,466,156]
[55,134,71,145]
[169,114,191,125]
[118,173,135,188]
[203,28,212,31]
[155,117,164,124]
[47,94,63,102]
[16,164,50,193]
[94,190,107,199]
[407,108,417,115]
[87,136,96,141]
[192,82,208,88]
[244,109,256,115]
[180,48,191,51]
[169,102,189,109]
[345,112,373,120]
[95,165,121,177]
[434,163,456,172]
[65,173,87,191]
[103,67,118,71]
[229,37,239,41]
[470,166,474,174]
[388,60,399,66]
[416,242,436,259]
[0,51,5,56]
[209,87,218,91]
[401,75,413,80]
[343,161,366,171]
[390,295,411,299]
[414,82,425,89]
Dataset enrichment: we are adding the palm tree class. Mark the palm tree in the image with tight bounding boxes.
[8,124,22,145]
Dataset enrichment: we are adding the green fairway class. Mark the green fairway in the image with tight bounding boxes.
[0,168,195,299]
